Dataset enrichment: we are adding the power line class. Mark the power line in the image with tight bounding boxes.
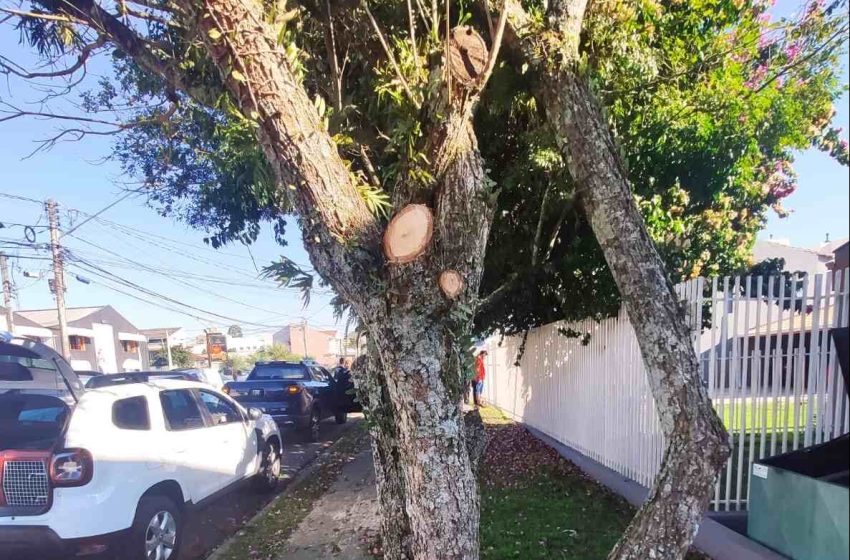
[59,190,137,238]
[63,235,327,316]
[0,192,42,204]
[65,231,332,295]
[66,264,255,327]
[69,258,287,329]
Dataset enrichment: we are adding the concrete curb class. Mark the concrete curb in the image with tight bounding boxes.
[205,423,367,560]
[525,425,788,560]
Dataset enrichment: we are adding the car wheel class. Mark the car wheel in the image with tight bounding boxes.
[308,407,321,442]
[334,411,348,424]
[129,495,181,560]
[254,439,281,492]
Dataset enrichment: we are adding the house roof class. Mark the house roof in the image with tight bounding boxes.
[139,327,183,338]
[817,237,850,257]
[16,306,104,329]
[0,306,46,329]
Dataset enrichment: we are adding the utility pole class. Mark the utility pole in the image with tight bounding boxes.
[301,318,308,359]
[165,329,174,369]
[0,252,14,333]
[46,199,71,360]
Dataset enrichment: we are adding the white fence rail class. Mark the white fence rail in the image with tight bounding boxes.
[482,270,849,511]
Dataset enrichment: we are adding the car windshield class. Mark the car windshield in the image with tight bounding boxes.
[0,393,70,451]
[248,363,307,380]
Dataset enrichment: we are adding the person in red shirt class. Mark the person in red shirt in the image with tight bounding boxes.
[473,350,487,407]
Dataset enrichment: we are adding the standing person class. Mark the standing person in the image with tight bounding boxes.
[474,350,487,408]
[333,357,350,382]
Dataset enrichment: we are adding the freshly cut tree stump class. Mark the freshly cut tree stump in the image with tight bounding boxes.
[383,204,434,263]
[438,270,464,299]
[449,26,488,88]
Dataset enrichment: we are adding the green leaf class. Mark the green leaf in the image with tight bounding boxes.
[207,28,222,41]
[231,70,247,83]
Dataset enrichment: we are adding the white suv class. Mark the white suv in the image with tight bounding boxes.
[0,334,282,560]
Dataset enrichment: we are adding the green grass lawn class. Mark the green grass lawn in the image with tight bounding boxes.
[480,471,633,559]
[478,407,707,559]
[714,396,811,433]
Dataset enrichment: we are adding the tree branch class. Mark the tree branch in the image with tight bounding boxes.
[33,0,216,106]
[477,0,508,90]
[362,0,421,109]
[0,37,105,79]
[322,0,343,112]
[530,177,552,267]
[164,0,382,307]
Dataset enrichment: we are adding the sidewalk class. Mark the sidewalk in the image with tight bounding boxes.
[276,448,379,559]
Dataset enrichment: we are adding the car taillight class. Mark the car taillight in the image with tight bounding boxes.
[223,386,231,395]
[287,385,301,394]
[50,449,93,487]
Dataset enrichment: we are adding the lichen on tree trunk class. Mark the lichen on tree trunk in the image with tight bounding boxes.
[527,1,732,557]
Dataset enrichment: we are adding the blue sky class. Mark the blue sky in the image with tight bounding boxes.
[0,3,847,335]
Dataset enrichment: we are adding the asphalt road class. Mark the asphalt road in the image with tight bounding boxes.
[178,416,362,560]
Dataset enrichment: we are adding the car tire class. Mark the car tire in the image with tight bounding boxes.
[308,407,321,442]
[334,411,348,424]
[128,495,182,560]
[254,439,281,493]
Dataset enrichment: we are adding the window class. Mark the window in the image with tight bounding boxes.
[18,405,66,424]
[248,363,308,380]
[113,396,150,430]
[198,391,242,425]
[310,367,329,382]
[159,390,205,431]
[0,394,69,447]
[121,340,139,353]
[69,336,90,351]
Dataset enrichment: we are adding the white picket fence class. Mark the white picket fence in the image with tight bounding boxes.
[482,270,849,511]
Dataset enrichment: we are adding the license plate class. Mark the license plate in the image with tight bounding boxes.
[250,389,263,396]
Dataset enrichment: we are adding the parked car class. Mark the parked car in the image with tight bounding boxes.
[171,367,224,389]
[84,370,204,389]
[0,333,282,560]
[73,369,103,388]
[223,361,358,441]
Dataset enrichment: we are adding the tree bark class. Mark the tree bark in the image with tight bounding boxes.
[172,2,491,558]
[351,354,413,560]
[524,1,732,557]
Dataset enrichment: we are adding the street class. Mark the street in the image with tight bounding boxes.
[179,418,361,560]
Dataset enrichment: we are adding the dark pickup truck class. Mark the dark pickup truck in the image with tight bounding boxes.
[223,361,357,441]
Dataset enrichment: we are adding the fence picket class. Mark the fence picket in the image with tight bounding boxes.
[805,275,824,447]
[481,270,850,512]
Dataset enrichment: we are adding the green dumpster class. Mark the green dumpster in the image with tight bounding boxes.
[748,327,850,559]
[748,434,849,560]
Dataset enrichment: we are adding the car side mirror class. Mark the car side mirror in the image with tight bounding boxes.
[247,407,263,421]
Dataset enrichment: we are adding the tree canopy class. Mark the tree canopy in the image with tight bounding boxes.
[4,0,848,336]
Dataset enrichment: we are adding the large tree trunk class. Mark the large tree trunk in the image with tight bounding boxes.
[529,1,732,557]
[177,0,488,555]
[351,353,413,559]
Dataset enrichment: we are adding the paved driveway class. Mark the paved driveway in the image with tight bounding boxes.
[179,417,361,559]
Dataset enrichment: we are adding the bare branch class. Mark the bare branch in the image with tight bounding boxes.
[124,0,181,13]
[481,0,494,38]
[0,7,84,23]
[542,199,571,263]
[477,272,519,312]
[322,0,343,112]
[117,4,177,26]
[477,0,508,90]
[362,0,421,109]
[530,179,551,267]
[359,144,381,188]
[0,36,105,80]
[405,0,418,66]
